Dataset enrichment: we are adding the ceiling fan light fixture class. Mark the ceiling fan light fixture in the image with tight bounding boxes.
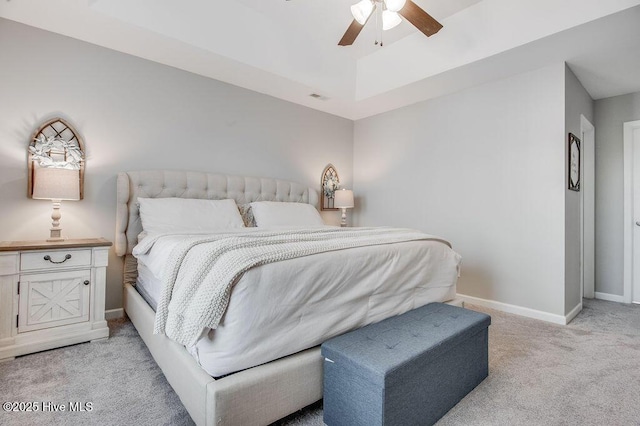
[339,0,442,46]
[384,0,406,13]
[351,0,374,25]
[382,10,402,30]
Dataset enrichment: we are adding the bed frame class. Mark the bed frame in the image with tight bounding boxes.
[115,170,323,426]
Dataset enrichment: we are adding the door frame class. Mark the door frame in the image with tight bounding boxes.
[622,119,640,303]
[580,115,595,299]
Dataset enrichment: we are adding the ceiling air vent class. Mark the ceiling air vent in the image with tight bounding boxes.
[309,93,329,101]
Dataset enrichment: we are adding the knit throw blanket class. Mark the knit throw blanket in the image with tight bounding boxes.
[152,227,450,346]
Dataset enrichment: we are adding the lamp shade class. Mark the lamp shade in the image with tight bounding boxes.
[32,167,80,201]
[334,189,354,209]
[382,10,402,30]
[351,0,374,25]
[385,0,406,12]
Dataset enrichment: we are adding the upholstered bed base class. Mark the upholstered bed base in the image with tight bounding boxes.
[124,283,323,425]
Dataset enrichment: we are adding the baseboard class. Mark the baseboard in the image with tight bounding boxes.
[457,294,567,325]
[105,308,125,320]
[446,298,465,308]
[594,292,625,303]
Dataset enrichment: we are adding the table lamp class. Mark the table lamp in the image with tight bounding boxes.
[334,189,354,227]
[32,167,80,241]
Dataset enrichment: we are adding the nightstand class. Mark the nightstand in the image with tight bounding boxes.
[0,238,111,361]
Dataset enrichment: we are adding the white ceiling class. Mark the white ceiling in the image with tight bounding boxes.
[1,0,640,119]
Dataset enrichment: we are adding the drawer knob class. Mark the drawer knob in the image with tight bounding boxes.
[83,280,90,286]
[44,254,72,264]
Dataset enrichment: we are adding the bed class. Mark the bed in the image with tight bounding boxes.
[115,170,462,425]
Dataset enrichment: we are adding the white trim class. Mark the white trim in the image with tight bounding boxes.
[580,115,595,299]
[456,294,568,325]
[446,298,465,308]
[623,120,640,303]
[105,308,124,320]
[565,302,582,324]
[594,291,626,303]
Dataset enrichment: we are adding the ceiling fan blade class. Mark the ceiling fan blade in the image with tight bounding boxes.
[398,0,443,37]
[338,19,365,46]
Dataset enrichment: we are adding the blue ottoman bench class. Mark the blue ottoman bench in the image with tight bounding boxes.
[321,302,491,426]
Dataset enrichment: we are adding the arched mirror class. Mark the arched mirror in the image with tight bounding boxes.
[28,117,85,200]
[320,164,340,210]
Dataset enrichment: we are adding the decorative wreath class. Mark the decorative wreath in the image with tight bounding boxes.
[29,134,84,170]
[323,173,340,198]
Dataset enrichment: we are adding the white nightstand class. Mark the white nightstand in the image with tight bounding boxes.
[0,238,111,361]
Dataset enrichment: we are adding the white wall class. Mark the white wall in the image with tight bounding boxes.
[594,91,640,296]
[0,19,354,311]
[564,65,594,313]
[353,63,568,318]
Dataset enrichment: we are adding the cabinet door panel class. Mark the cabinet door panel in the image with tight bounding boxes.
[18,270,90,333]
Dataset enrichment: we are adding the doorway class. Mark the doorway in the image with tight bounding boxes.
[581,115,595,299]
[623,119,640,304]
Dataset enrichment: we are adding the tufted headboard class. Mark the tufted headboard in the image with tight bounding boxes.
[115,170,319,257]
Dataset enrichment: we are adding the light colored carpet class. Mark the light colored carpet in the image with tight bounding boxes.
[1,299,639,425]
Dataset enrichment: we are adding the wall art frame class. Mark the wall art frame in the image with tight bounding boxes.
[568,132,581,192]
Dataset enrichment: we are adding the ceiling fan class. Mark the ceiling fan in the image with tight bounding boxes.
[339,0,442,46]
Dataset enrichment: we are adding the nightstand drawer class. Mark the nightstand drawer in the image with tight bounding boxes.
[20,249,92,271]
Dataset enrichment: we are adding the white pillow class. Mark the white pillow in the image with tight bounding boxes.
[138,198,245,234]
[250,201,324,227]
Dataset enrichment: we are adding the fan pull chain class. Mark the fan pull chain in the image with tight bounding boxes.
[378,3,384,47]
[378,2,386,47]
[374,3,379,45]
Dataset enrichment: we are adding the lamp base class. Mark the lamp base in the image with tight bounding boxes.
[47,228,65,242]
[47,201,66,242]
[340,208,347,227]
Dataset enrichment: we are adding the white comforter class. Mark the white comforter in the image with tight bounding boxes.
[133,227,461,376]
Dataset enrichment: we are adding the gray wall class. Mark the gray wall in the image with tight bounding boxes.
[594,91,640,296]
[353,64,568,317]
[0,19,354,311]
[564,65,594,313]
